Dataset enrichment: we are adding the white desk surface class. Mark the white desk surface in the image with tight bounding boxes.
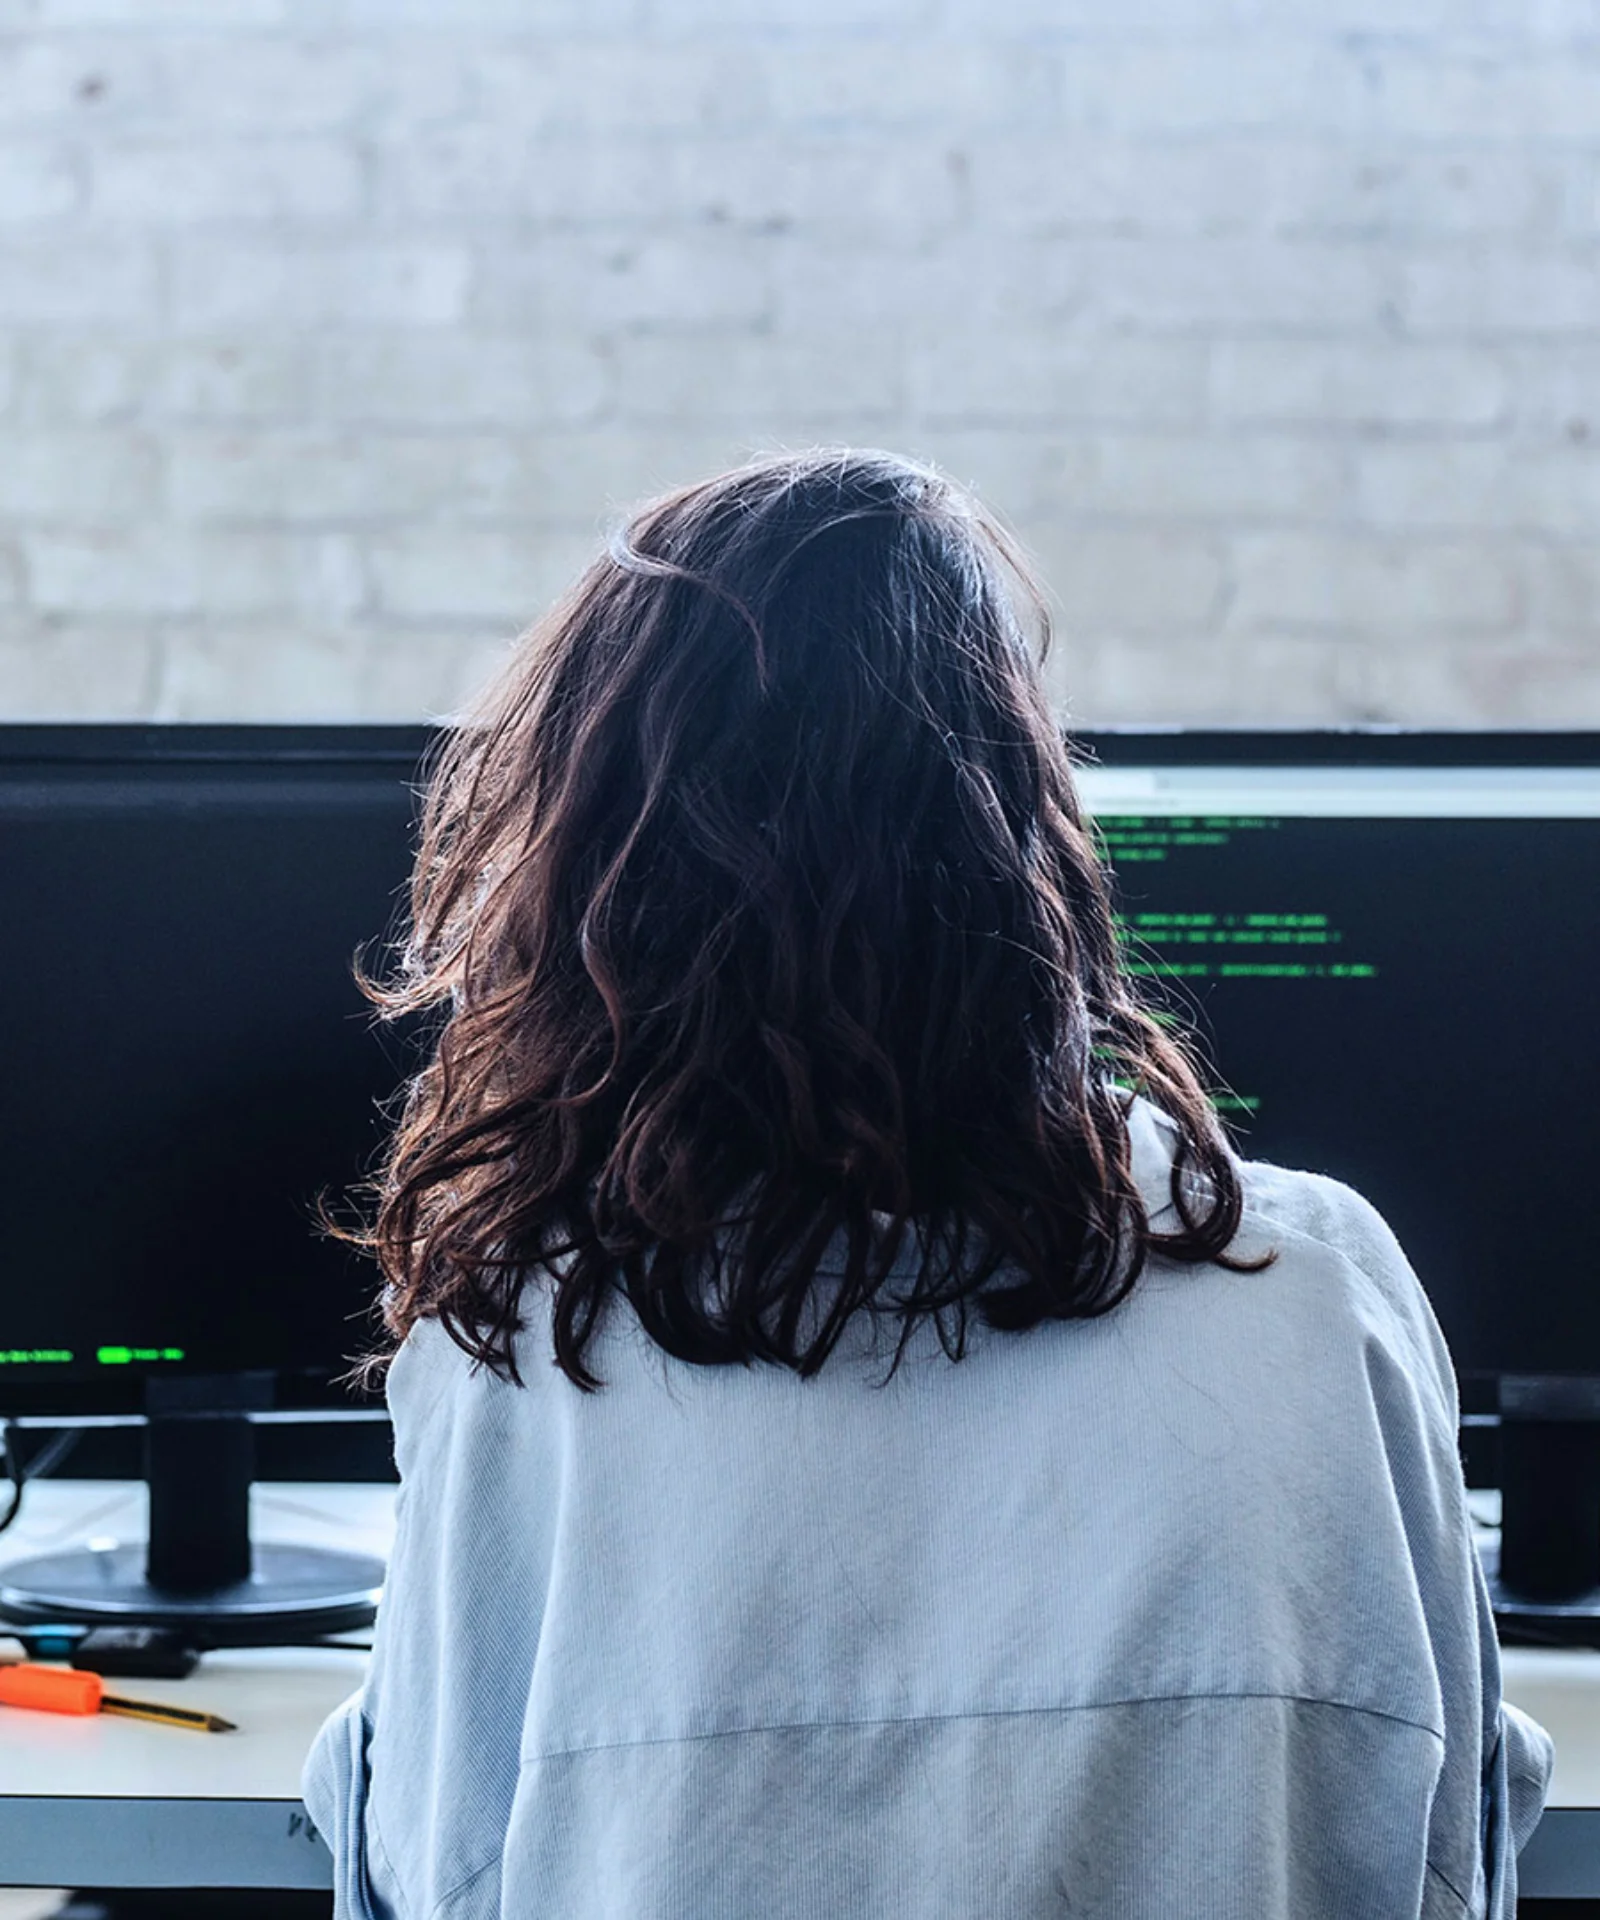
[1502,1649,1600,1808]
[0,1482,393,1887]
[2,1484,1600,1893]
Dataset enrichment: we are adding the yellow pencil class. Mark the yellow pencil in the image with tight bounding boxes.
[101,1693,236,1734]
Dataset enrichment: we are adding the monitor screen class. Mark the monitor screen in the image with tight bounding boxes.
[1074,732,1600,1391]
[0,726,430,1415]
[4,725,1593,1413]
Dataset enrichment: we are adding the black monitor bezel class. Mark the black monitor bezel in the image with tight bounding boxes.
[1074,723,1600,1407]
[1069,725,1600,768]
[4,720,1597,1417]
[0,721,438,769]
[0,722,438,1418]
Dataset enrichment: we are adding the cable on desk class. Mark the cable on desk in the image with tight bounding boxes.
[274,1637,375,1652]
[0,1420,82,1536]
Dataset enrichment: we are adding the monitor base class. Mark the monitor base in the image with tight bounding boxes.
[0,1542,382,1647]
[1480,1536,1600,1648]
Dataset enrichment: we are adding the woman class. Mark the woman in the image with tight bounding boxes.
[306,449,1550,1918]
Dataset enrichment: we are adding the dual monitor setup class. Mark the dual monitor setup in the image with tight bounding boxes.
[0,724,1597,1641]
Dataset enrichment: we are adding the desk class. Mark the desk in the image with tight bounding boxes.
[1498,1649,1600,1899]
[1,1486,1599,1898]
[0,1483,392,1890]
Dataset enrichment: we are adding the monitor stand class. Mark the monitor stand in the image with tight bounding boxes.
[1483,1375,1600,1647]
[0,1375,384,1647]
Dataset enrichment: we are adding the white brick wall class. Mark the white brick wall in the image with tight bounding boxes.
[2,0,1599,723]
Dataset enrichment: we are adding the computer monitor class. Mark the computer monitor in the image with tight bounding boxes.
[6,724,1595,1628]
[1074,728,1600,1386]
[1074,728,1600,1623]
[0,723,431,1640]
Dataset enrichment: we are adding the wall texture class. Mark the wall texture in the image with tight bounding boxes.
[2,0,1600,725]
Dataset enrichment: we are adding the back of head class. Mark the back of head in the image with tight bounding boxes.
[367,449,1247,1387]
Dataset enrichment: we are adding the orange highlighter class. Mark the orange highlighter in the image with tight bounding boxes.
[0,1662,234,1733]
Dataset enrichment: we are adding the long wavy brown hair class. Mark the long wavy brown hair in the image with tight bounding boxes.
[362,449,1258,1389]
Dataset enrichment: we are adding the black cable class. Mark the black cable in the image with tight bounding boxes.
[0,1421,82,1537]
[276,1637,375,1652]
